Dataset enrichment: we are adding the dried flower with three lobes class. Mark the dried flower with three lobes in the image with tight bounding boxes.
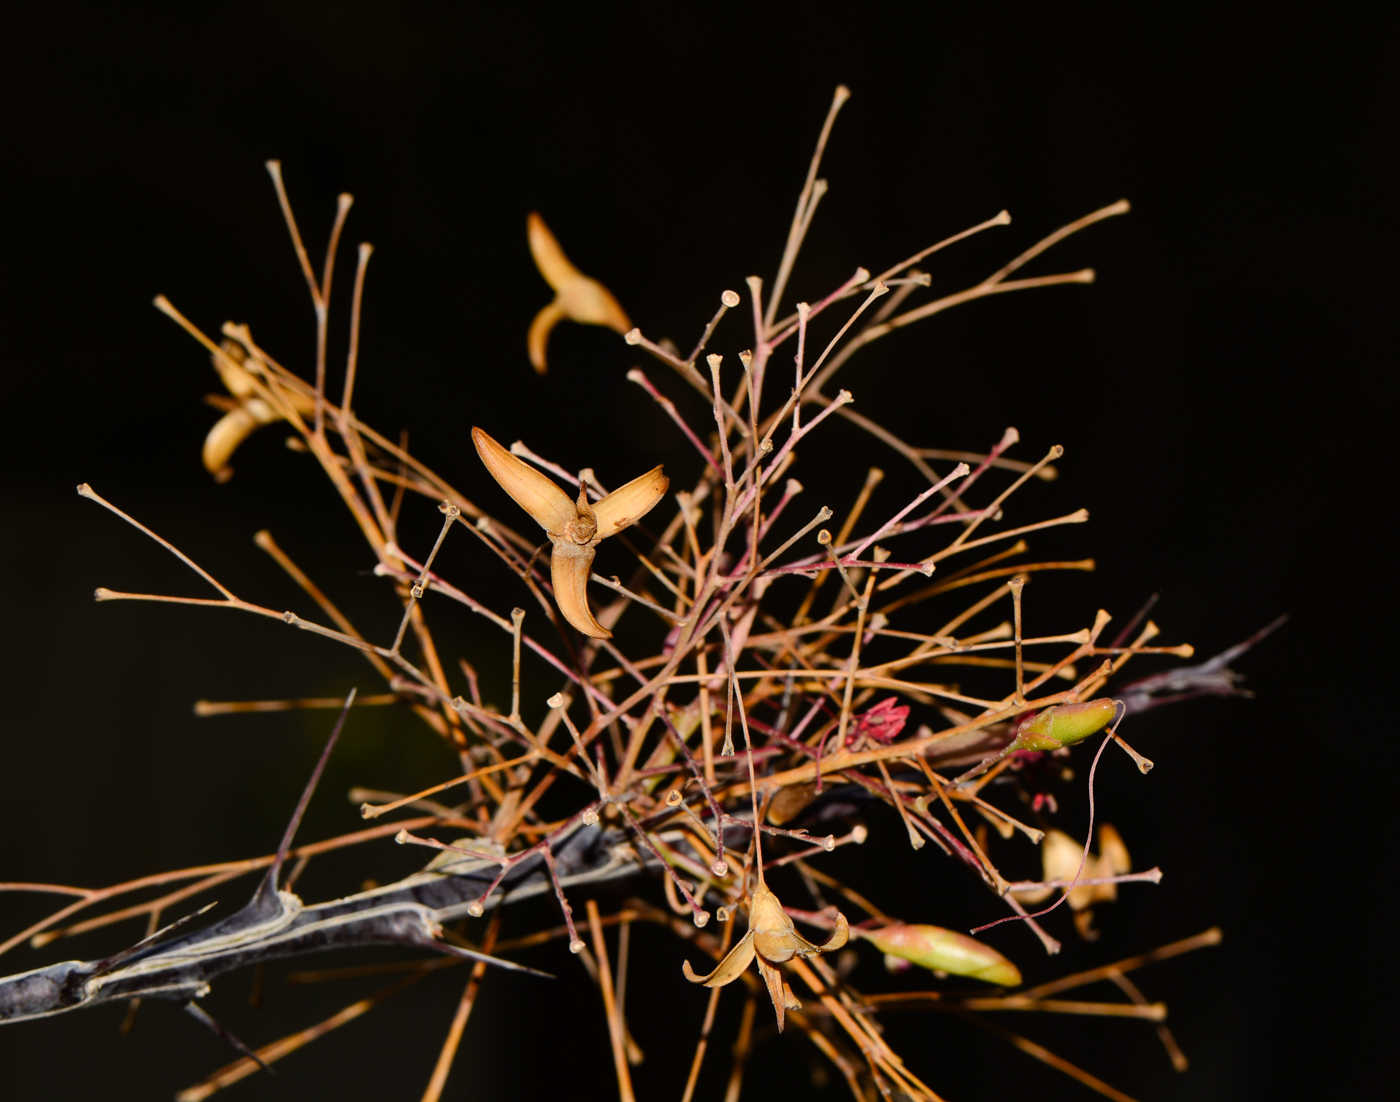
[202,339,313,481]
[526,212,631,373]
[683,882,849,1032]
[471,427,668,638]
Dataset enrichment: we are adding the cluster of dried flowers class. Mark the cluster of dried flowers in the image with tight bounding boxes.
[1,87,1270,1101]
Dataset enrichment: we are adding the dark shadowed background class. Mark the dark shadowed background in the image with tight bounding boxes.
[0,3,1391,1100]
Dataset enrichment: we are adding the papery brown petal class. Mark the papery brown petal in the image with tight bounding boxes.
[285,386,317,417]
[1041,829,1096,911]
[527,212,584,292]
[557,274,631,333]
[1008,883,1055,905]
[754,953,788,1033]
[817,911,849,953]
[527,300,565,374]
[211,349,259,400]
[767,781,819,826]
[551,540,610,639]
[472,427,577,535]
[681,932,755,987]
[1092,823,1130,904]
[1096,823,1130,875]
[592,465,669,540]
[203,407,262,480]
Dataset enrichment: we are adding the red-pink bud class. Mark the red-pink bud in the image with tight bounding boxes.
[846,697,911,747]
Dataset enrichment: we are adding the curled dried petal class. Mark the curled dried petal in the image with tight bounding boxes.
[1097,823,1131,876]
[767,781,819,826]
[592,465,669,539]
[551,540,609,638]
[754,953,789,1033]
[1091,824,1130,904]
[1043,829,1095,909]
[526,301,566,375]
[682,931,754,987]
[528,212,586,292]
[203,403,278,482]
[820,911,850,953]
[472,426,577,535]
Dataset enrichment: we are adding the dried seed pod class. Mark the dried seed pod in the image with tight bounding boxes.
[472,427,667,638]
[859,924,1021,987]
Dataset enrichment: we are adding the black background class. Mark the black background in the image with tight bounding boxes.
[0,4,1391,1100]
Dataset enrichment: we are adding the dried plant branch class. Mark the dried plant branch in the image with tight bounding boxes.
[0,89,1263,1102]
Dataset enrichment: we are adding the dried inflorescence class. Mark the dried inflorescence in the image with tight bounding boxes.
[0,86,1275,1102]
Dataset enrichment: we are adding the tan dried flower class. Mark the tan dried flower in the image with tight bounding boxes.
[1012,824,1131,939]
[202,340,313,482]
[526,212,631,373]
[471,427,667,638]
[683,882,848,1032]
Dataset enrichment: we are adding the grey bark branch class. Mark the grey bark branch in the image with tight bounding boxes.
[0,824,637,1024]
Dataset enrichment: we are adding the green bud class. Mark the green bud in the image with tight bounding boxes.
[860,924,1020,986]
[1011,698,1116,752]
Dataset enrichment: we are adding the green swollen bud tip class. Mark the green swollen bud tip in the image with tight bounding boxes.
[1011,698,1116,752]
[860,924,1020,986]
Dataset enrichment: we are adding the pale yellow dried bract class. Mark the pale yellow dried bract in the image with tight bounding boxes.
[526,212,631,373]
[471,426,667,639]
[1010,825,1132,934]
